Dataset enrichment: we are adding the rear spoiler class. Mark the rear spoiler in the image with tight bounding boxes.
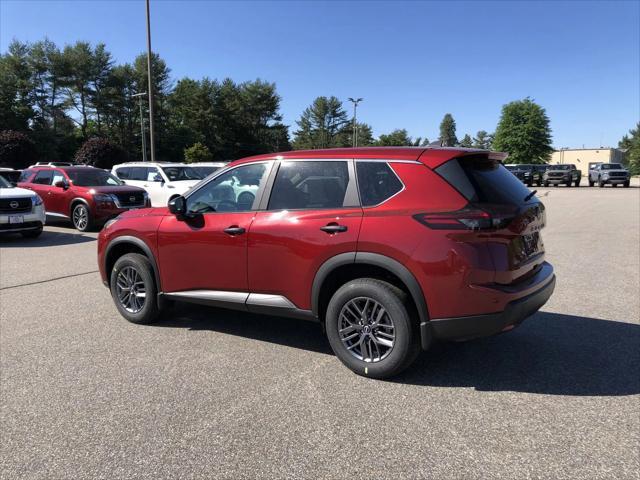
[488,152,509,162]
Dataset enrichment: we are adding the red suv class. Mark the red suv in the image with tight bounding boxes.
[19,166,149,231]
[98,147,555,378]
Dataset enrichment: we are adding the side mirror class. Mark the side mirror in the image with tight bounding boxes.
[54,180,68,190]
[168,195,187,216]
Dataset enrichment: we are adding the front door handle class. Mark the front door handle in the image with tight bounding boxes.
[224,226,246,236]
[320,223,348,234]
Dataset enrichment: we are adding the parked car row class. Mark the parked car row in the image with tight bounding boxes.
[505,162,631,187]
[0,161,227,233]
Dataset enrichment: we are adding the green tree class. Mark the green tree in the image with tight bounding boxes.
[74,137,127,169]
[472,130,493,150]
[292,96,349,149]
[619,123,640,175]
[184,142,213,163]
[459,134,473,147]
[492,98,553,164]
[0,41,34,131]
[439,113,458,147]
[375,129,422,146]
[0,130,37,169]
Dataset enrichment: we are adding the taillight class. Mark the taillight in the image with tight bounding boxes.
[413,207,512,231]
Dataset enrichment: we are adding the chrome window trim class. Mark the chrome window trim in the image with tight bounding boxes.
[164,290,297,309]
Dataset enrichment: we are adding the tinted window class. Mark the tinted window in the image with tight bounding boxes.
[33,170,53,185]
[356,162,403,207]
[436,155,532,205]
[187,163,268,213]
[19,170,33,182]
[115,167,130,179]
[146,167,163,182]
[269,161,351,210]
[51,171,66,185]
[160,166,201,181]
[601,164,623,170]
[128,167,149,181]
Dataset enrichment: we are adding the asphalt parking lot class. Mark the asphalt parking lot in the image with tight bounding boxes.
[1,181,639,479]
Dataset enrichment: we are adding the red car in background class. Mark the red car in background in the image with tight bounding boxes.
[19,166,149,231]
[98,147,555,379]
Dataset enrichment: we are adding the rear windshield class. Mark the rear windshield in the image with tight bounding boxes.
[435,155,533,205]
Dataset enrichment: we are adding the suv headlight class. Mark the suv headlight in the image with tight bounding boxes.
[94,193,116,204]
[103,216,120,229]
[31,194,43,207]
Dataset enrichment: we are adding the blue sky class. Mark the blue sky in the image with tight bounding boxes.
[1,0,639,148]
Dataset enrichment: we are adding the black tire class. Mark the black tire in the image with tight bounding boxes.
[574,179,580,187]
[71,203,93,231]
[624,181,630,188]
[598,178,605,187]
[613,183,618,187]
[544,182,549,187]
[110,253,160,324]
[589,180,594,187]
[325,278,420,379]
[21,227,43,238]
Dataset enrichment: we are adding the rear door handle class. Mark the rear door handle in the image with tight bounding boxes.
[224,226,246,236]
[320,223,348,234]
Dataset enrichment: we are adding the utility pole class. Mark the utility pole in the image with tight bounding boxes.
[145,0,156,162]
[132,92,148,162]
[347,97,363,147]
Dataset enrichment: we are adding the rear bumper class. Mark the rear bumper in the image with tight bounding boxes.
[421,263,555,347]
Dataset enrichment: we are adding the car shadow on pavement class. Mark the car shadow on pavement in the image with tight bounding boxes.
[0,229,95,248]
[155,307,639,396]
[397,312,640,396]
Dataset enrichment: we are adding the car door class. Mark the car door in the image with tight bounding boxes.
[48,169,72,214]
[157,161,273,294]
[247,160,363,311]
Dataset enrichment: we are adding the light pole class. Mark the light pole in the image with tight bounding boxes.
[348,97,363,147]
[145,0,156,162]
[132,92,148,162]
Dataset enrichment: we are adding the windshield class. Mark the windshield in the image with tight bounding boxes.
[160,166,202,181]
[601,164,623,170]
[551,165,571,170]
[0,176,10,188]
[68,170,123,186]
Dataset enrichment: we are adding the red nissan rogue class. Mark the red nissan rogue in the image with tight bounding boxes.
[98,147,555,378]
[19,166,149,231]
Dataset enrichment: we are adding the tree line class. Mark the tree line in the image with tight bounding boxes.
[1,38,637,173]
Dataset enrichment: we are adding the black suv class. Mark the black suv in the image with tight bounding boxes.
[543,164,581,187]
[504,164,544,187]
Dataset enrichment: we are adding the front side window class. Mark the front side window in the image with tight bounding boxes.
[268,161,352,210]
[127,167,148,181]
[161,166,202,181]
[147,167,163,182]
[187,163,268,213]
[51,171,66,185]
[33,170,53,185]
[356,162,403,207]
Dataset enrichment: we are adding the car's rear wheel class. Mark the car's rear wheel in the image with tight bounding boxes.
[72,203,93,231]
[110,253,160,324]
[325,278,420,379]
[589,180,594,187]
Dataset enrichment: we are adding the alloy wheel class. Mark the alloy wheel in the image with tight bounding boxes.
[338,297,395,363]
[115,266,146,313]
[73,205,88,230]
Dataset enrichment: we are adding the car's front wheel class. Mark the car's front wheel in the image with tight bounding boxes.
[598,178,605,187]
[110,253,160,324]
[325,278,420,379]
[624,181,630,188]
[72,203,93,231]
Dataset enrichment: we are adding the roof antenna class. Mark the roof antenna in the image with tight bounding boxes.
[428,140,443,147]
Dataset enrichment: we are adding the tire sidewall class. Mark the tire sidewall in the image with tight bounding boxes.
[110,253,159,324]
[325,279,415,379]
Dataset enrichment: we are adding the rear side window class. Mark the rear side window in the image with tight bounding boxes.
[268,161,352,210]
[33,170,53,185]
[436,155,532,205]
[356,162,403,206]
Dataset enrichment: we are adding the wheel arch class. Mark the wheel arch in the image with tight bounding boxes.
[69,197,90,215]
[104,236,161,293]
[312,252,430,328]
